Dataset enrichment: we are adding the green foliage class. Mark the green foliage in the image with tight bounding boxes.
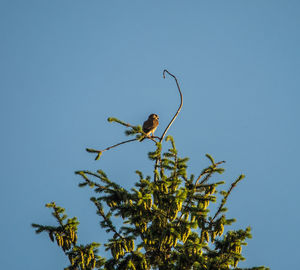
[32,202,105,270]
[32,118,268,270]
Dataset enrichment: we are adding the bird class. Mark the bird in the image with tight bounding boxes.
[140,114,159,141]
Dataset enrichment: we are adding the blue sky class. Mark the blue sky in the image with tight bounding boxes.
[1,1,299,269]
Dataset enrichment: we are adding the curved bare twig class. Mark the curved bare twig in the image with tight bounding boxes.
[160,70,183,142]
[154,70,183,182]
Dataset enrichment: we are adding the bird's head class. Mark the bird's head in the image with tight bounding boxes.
[149,114,159,120]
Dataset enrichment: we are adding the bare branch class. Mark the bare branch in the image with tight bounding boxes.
[160,70,183,142]
[153,70,183,182]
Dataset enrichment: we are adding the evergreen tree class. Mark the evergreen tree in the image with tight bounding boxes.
[32,71,268,270]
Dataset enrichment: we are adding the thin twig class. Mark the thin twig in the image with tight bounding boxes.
[160,70,183,142]
[89,138,138,152]
[86,138,138,160]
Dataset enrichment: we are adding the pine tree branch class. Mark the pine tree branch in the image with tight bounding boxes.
[211,174,245,223]
[94,201,123,239]
[75,170,107,190]
[195,160,226,186]
[53,205,64,227]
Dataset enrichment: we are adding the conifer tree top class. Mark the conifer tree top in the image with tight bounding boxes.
[32,70,268,270]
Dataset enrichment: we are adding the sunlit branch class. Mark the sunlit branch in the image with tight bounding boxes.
[195,160,226,186]
[75,170,107,190]
[86,139,138,160]
[210,174,245,223]
[93,201,123,239]
[154,70,183,182]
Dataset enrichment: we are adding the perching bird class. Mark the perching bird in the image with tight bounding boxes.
[140,114,159,141]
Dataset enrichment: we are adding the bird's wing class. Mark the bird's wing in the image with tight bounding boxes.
[143,120,153,133]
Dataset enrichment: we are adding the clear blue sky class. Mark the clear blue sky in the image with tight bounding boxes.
[1,1,299,269]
